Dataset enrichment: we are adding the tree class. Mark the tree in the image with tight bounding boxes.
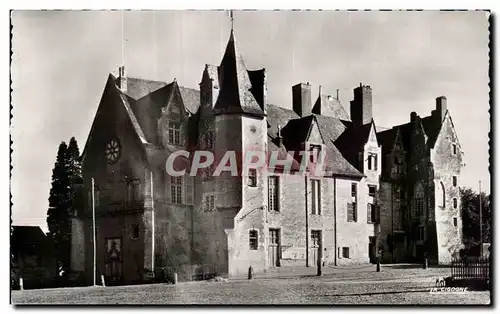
[460,187,491,251]
[46,138,83,276]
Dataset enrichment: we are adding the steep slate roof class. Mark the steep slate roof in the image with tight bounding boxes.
[334,122,373,169]
[123,77,168,100]
[266,104,299,140]
[281,115,315,148]
[178,86,201,115]
[267,106,362,177]
[377,127,399,155]
[213,31,265,117]
[421,115,441,148]
[312,95,351,121]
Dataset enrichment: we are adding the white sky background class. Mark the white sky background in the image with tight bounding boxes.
[10,10,490,231]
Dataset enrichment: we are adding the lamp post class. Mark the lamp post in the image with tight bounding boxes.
[92,177,96,286]
[479,181,483,258]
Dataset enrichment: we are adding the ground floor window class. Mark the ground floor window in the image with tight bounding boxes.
[342,247,350,258]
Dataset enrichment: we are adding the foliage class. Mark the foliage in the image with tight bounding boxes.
[460,187,491,251]
[46,137,83,275]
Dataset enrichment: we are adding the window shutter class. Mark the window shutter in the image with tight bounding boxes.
[353,202,357,222]
[185,175,194,205]
[165,175,171,204]
[347,202,353,221]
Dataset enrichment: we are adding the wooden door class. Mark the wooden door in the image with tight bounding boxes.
[311,230,321,267]
[268,229,280,267]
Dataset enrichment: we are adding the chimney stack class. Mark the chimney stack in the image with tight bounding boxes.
[292,82,312,117]
[118,66,127,92]
[435,96,447,122]
[336,89,340,100]
[350,83,373,125]
[410,111,417,123]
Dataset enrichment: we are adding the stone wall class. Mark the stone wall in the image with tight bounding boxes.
[431,113,464,263]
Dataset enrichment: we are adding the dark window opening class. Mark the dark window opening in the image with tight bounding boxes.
[342,247,350,258]
[368,185,377,197]
[249,230,258,250]
[268,176,279,212]
[351,183,357,198]
[248,169,257,187]
[131,224,140,240]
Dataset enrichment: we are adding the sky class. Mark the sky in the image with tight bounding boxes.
[11,10,490,231]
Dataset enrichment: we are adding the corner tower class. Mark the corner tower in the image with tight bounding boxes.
[213,30,268,277]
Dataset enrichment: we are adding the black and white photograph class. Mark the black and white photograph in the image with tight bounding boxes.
[9,7,491,305]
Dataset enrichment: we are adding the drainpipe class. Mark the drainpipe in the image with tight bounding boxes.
[333,176,338,266]
[305,173,309,267]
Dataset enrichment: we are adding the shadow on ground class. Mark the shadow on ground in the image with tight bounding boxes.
[320,288,430,297]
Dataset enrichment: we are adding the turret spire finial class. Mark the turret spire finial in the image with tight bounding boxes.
[229,9,234,32]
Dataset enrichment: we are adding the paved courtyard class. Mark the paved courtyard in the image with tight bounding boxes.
[11,265,491,305]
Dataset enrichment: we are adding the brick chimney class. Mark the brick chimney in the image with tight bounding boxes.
[410,111,417,123]
[292,82,312,117]
[350,83,373,125]
[118,66,127,92]
[434,96,447,122]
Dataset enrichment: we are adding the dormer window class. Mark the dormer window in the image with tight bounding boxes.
[309,144,322,163]
[368,153,378,171]
[168,121,181,145]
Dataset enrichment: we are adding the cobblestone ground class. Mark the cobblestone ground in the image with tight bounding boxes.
[11,265,491,305]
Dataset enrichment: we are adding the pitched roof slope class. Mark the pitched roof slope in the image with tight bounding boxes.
[377,127,399,154]
[266,104,299,140]
[213,31,265,117]
[312,95,351,121]
[122,77,168,100]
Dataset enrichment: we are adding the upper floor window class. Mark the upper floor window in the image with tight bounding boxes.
[247,169,257,187]
[367,203,376,224]
[201,164,215,181]
[438,182,445,208]
[453,217,458,227]
[268,176,279,212]
[452,143,457,155]
[309,144,322,164]
[453,198,458,209]
[453,176,458,187]
[168,121,181,145]
[204,131,214,150]
[413,183,424,216]
[204,193,215,212]
[311,179,321,215]
[351,183,357,198]
[127,180,142,203]
[249,230,258,250]
[171,176,183,204]
[347,202,357,222]
[368,153,378,171]
[368,185,377,197]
